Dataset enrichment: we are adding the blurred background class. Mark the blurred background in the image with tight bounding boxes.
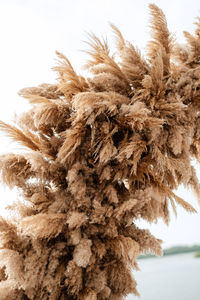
[0,1,199,299]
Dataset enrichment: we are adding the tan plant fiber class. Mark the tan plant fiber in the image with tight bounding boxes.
[0,3,199,299]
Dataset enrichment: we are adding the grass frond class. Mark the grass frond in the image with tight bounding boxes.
[54,51,88,98]
[18,93,52,105]
[110,23,125,52]
[19,83,62,99]
[148,3,173,74]
[84,33,129,85]
[0,121,40,151]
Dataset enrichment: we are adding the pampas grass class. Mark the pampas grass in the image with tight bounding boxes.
[0,3,199,299]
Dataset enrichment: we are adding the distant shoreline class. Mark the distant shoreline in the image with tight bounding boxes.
[139,245,200,259]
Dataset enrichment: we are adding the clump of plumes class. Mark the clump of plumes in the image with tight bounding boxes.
[0,3,199,299]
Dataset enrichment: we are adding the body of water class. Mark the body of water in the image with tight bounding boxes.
[127,252,200,300]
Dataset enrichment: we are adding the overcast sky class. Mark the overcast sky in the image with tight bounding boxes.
[0,0,200,248]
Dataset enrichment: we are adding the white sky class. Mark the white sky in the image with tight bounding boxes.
[0,0,199,248]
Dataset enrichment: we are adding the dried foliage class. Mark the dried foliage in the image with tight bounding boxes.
[0,4,199,299]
